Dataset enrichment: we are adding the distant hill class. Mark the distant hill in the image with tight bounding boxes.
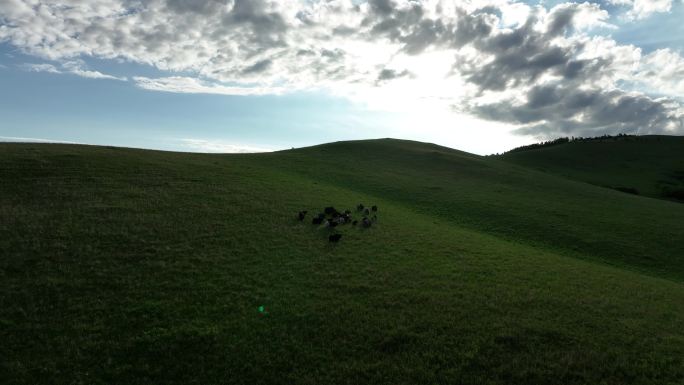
[2,140,683,384]
[497,135,684,202]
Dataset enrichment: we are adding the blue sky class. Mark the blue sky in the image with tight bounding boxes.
[1,0,683,154]
[0,49,399,152]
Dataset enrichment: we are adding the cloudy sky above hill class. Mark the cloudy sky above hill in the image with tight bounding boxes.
[1,0,683,154]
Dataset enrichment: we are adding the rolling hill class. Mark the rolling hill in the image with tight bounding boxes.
[497,135,684,202]
[1,139,683,384]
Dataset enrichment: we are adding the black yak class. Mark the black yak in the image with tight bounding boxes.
[324,206,337,215]
[357,204,364,211]
[298,211,308,221]
[352,220,358,226]
[364,208,370,215]
[312,216,323,225]
[371,205,378,212]
[329,234,342,243]
[362,217,372,228]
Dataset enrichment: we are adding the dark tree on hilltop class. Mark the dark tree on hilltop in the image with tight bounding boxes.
[502,133,636,154]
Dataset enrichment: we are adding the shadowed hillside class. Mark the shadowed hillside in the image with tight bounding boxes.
[263,139,684,279]
[1,140,683,385]
[497,135,684,202]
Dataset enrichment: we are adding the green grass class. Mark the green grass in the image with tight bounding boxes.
[497,135,684,201]
[1,140,684,384]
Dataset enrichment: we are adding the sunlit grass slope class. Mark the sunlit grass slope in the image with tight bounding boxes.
[1,141,683,385]
[497,135,684,201]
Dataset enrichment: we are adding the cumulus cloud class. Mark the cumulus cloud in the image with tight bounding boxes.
[610,0,675,19]
[451,3,683,137]
[1,0,683,138]
[634,49,684,97]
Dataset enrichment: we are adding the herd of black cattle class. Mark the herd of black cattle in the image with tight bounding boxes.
[297,203,378,243]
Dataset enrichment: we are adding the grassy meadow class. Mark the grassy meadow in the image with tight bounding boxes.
[1,139,684,384]
[498,135,684,201]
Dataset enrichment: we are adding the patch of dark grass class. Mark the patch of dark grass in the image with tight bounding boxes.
[612,186,640,195]
[662,187,684,201]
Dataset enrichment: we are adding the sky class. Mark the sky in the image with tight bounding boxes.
[0,0,683,155]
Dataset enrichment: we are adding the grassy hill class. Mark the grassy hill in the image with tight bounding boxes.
[497,135,684,202]
[2,140,684,384]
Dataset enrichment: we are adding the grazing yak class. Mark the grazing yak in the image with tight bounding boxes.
[312,213,325,225]
[364,208,370,215]
[357,204,364,211]
[329,234,342,243]
[362,217,372,228]
[352,220,358,226]
[298,211,308,221]
[324,206,337,215]
[371,205,378,212]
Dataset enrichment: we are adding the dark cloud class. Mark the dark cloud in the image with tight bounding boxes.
[224,0,288,39]
[363,1,452,55]
[364,5,498,56]
[401,18,449,55]
[241,59,272,74]
[546,6,579,36]
[332,25,357,36]
[470,83,683,138]
[377,68,411,82]
[165,0,225,15]
[458,14,580,91]
[321,49,345,60]
[369,0,396,16]
[452,10,494,48]
[450,4,682,137]
[296,49,315,57]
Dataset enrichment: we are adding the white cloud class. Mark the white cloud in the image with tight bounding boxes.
[1,0,683,137]
[610,0,675,19]
[0,136,78,143]
[69,69,125,80]
[133,76,282,96]
[179,139,272,153]
[19,60,126,80]
[21,63,61,73]
[630,0,673,19]
[635,48,684,97]
[62,60,127,80]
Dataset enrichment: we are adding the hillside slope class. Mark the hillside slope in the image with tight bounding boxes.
[1,141,683,385]
[497,135,684,201]
[261,139,684,280]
